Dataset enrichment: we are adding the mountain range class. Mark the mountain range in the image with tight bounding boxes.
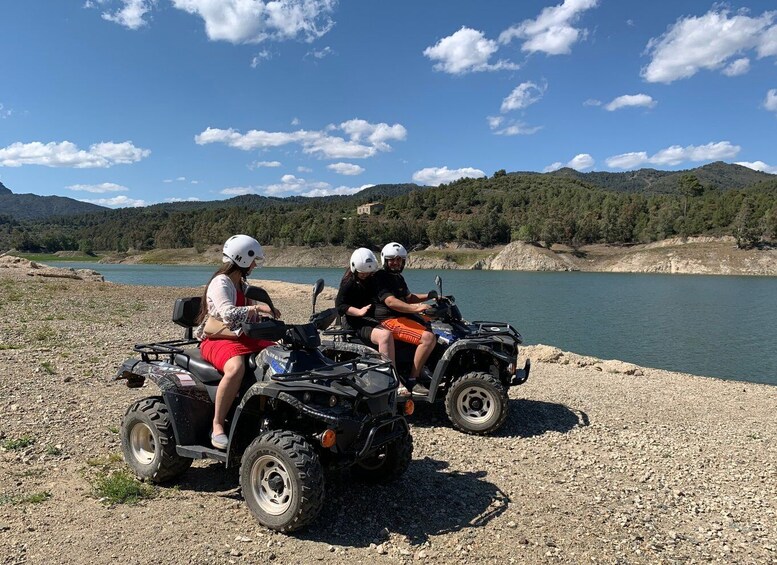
[0,162,773,221]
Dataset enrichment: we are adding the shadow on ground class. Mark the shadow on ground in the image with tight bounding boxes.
[408,398,588,438]
[301,457,508,546]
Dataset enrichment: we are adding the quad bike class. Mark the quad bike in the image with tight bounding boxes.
[114,280,413,532]
[321,276,530,435]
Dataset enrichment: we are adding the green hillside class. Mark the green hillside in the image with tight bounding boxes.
[1,164,776,252]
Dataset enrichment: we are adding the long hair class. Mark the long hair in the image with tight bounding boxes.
[196,261,249,324]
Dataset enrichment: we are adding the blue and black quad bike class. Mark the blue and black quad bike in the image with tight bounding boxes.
[114,280,413,532]
[321,276,530,436]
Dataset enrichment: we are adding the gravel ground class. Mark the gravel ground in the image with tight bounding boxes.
[1,267,776,564]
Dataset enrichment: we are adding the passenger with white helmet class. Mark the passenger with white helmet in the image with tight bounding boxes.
[195,234,281,450]
[374,242,438,392]
[336,248,396,374]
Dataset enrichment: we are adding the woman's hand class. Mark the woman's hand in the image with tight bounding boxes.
[356,304,371,317]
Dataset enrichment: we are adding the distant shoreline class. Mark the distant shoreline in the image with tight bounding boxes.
[11,235,777,277]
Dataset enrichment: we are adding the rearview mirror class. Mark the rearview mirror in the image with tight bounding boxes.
[312,278,325,313]
[434,275,443,298]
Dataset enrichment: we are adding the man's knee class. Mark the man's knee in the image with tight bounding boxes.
[421,331,435,346]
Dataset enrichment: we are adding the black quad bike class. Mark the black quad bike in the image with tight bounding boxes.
[114,280,412,532]
[321,276,530,435]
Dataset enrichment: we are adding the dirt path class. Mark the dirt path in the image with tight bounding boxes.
[1,270,776,564]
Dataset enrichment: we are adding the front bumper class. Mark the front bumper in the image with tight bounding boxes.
[509,358,531,386]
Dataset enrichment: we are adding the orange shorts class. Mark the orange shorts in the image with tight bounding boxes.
[380,317,430,346]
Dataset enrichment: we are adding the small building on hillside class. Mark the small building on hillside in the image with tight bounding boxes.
[357,202,384,215]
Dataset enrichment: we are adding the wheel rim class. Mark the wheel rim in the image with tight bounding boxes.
[129,422,156,465]
[250,455,293,516]
[457,385,497,425]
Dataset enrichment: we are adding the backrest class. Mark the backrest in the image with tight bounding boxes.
[172,297,202,328]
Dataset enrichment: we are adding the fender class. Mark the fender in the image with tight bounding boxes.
[428,340,513,402]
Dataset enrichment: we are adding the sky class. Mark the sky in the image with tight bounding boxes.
[0,0,776,208]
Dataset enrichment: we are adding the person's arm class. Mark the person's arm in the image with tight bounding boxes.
[384,294,429,314]
[336,278,370,317]
[209,277,265,330]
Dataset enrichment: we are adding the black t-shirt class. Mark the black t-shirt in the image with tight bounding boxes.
[335,272,379,329]
[373,270,410,321]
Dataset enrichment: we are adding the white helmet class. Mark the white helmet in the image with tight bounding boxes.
[222,235,264,269]
[350,248,378,274]
[381,242,408,270]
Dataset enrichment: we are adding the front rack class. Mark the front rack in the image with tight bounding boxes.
[470,321,523,343]
[270,357,397,397]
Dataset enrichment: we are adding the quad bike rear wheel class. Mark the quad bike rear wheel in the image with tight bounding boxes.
[445,372,508,435]
[121,396,192,483]
[351,432,413,484]
[240,430,325,532]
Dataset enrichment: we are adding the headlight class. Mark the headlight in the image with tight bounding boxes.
[329,395,338,407]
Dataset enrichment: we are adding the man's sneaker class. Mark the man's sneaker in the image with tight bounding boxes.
[396,385,412,398]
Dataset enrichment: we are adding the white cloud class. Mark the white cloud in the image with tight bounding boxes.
[583,98,601,107]
[765,89,777,113]
[165,196,202,202]
[736,160,777,174]
[411,166,486,186]
[291,117,301,126]
[297,166,312,173]
[250,160,282,168]
[195,119,407,159]
[163,179,173,183]
[501,81,546,112]
[642,8,777,83]
[544,154,594,172]
[250,49,273,67]
[722,57,751,76]
[604,93,656,111]
[0,102,12,119]
[80,195,146,208]
[327,162,364,176]
[488,119,542,136]
[499,0,599,55]
[606,141,740,169]
[90,0,155,30]
[301,184,371,197]
[65,182,129,193]
[0,140,150,168]
[221,186,257,196]
[176,176,186,181]
[170,0,336,44]
[306,46,333,59]
[423,27,518,74]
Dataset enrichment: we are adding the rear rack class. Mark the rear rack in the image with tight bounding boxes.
[271,357,397,397]
[470,321,523,343]
[133,339,199,362]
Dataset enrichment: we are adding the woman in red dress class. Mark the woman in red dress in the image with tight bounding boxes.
[195,235,280,450]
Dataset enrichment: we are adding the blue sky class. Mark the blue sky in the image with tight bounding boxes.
[1,0,776,208]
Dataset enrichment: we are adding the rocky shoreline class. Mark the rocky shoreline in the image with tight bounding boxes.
[82,236,777,277]
[1,264,776,564]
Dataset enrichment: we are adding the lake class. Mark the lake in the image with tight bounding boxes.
[50,262,777,386]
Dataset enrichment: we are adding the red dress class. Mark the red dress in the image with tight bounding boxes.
[200,290,275,372]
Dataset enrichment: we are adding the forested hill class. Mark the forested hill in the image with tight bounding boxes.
[547,162,772,193]
[1,164,776,253]
[0,183,107,220]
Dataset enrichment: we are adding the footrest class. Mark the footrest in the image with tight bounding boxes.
[176,445,228,463]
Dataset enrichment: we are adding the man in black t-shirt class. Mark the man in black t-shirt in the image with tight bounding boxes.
[374,242,437,389]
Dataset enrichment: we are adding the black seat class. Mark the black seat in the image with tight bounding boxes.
[175,350,223,384]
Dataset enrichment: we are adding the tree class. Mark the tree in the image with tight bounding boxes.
[679,174,704,219]
[732,198,760,249]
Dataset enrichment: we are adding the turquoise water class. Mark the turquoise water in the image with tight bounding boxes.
[51,262,777,385]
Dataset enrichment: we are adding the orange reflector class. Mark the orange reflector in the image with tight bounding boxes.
[403,399,415,416]
[320,429,336,448]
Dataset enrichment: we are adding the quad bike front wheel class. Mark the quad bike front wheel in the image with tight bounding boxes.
[121,396,192,483]
[240,430,325,532]
[444,372,509,435]
[351,432,413,484]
